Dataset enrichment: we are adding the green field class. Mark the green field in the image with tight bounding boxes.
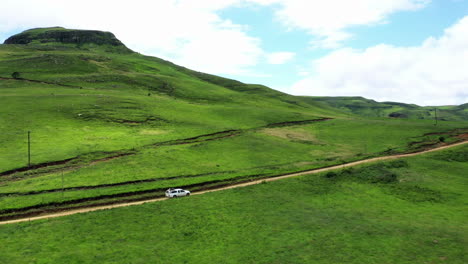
[1,27,467,219]
[1,115,466,217]
[1,144,466,264]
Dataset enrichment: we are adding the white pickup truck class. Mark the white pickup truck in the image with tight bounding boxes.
[165,188,191,198]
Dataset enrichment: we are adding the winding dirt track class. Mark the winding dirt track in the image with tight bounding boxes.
[1,140,466,225]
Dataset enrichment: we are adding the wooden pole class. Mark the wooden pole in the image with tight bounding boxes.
[28,131,31,167]
[62,171,64,198]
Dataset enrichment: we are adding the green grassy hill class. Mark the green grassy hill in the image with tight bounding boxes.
[308,96,468,121]
[1,27,467,219]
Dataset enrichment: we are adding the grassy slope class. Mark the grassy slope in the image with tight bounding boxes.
[0,43,338,172]
[1,145,466,264]
[1,28,467,215]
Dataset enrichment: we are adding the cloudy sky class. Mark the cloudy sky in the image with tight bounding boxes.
[1,0,467,106]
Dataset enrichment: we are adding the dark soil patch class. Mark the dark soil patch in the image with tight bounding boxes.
[0,158,77,177]
[0,152,135,180]
[263,118,332,128]
[456,133,468,140]
[0,76,82,88]
[153,129,243,147]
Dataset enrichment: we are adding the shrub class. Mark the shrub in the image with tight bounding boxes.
[325,171,337,178]
[431,149,468,162]
[11,72,21,79]
[385,160,408,169]
[373,170,398,183]
[324,164,399,184]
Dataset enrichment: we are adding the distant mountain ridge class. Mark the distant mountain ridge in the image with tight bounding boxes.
[308,96,468,121]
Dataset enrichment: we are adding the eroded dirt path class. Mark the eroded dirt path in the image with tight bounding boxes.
[1,140,466,225]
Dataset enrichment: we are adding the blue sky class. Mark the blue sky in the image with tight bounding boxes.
[218,0,468,98]
[1,0,467,105]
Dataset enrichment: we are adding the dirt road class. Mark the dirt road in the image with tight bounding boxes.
[1,140,466,225]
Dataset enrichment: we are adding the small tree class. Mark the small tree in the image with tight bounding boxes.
[11,72,21,79]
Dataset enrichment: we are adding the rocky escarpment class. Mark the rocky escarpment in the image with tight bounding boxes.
[4,27,129,49]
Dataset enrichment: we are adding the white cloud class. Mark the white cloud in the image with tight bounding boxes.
[266,51,295,64]
[1,0,433,59]
[0,0,263,75]
[291,16,468,106]
[0,0,434,78]
[3,0,462,106]
[248,0,430,48]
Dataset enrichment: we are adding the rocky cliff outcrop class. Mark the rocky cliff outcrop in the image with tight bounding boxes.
[4,27,128,48]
